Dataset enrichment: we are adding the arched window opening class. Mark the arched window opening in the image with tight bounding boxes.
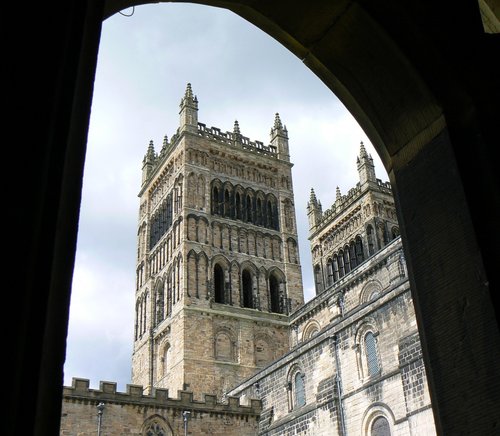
[326,259,334,286]
[246,195,253,223]
[144,419,170,436]
[391,226,400,239]
[242,269,253,308]
[267,200,273,228]
[355,236,364,264]
[333,255,339,282]
[214,264,225,304]
[344,247,351,274]
[256,197,262,226]
[154,282,164,326]
[350,241,357,270]
[314,264,323,294]
[338,251,345,278]
[235,192,241,220]
[161,344,170,376]
[272,201,279,230]
[371,416,391,436]
[255,338,272,366]
[269,274,281,313]
[224,189,231,217]
[303,321,320,341]
[367,225,375,255]
[294,372,306,408]
[215,331,233,361]
[365,331,380,376]
[212,186,219,215]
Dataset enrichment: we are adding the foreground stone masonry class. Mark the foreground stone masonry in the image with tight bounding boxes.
[60,378,261,435]
[61,84,436,435]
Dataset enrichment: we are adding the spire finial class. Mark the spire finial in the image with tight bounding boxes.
[274,113,283,129]
[185,82,193,99]
[359,141,368,157]
[310,188,317,203]
[144,139,156,162]
[336,186,341,199]
[233,120,241,135]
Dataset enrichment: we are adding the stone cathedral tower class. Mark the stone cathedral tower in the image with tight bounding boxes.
[132,84,304,399]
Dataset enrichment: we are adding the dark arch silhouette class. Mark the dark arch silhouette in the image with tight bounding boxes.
[9,2,499,434]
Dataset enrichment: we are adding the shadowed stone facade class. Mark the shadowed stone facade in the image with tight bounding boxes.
[60,85,435,435]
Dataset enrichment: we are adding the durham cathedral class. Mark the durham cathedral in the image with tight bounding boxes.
[59,84,436,435]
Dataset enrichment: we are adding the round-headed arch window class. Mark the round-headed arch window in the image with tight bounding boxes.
[371,415,391,436]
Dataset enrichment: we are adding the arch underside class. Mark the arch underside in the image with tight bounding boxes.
[11,1,498,435]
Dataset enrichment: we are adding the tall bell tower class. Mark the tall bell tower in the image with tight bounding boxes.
[132,84,304,399]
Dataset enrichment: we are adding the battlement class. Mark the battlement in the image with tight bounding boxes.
[196,122,278,157]
[63,378,261,415]
[311,176,393,234]
[376,177,392,193]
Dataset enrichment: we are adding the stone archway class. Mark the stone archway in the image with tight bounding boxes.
[9,2,499,435]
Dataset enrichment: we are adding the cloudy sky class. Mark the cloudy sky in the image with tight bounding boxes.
[63,3,386,391]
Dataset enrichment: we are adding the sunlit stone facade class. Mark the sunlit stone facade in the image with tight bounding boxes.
[60,85,435,436]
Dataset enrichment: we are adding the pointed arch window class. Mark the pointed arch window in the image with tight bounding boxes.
[145,423,166,436]
[142,416,172,436]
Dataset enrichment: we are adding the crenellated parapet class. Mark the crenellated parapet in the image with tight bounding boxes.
[63,378,261,416]
[142,84,290,186]
[197,122,278,157]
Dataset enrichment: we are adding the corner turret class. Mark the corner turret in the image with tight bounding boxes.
[357,141,376,187]
[270,113,289,161]
[142,140,156,185]
[179,83,198,133]
[307,188,323,230]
